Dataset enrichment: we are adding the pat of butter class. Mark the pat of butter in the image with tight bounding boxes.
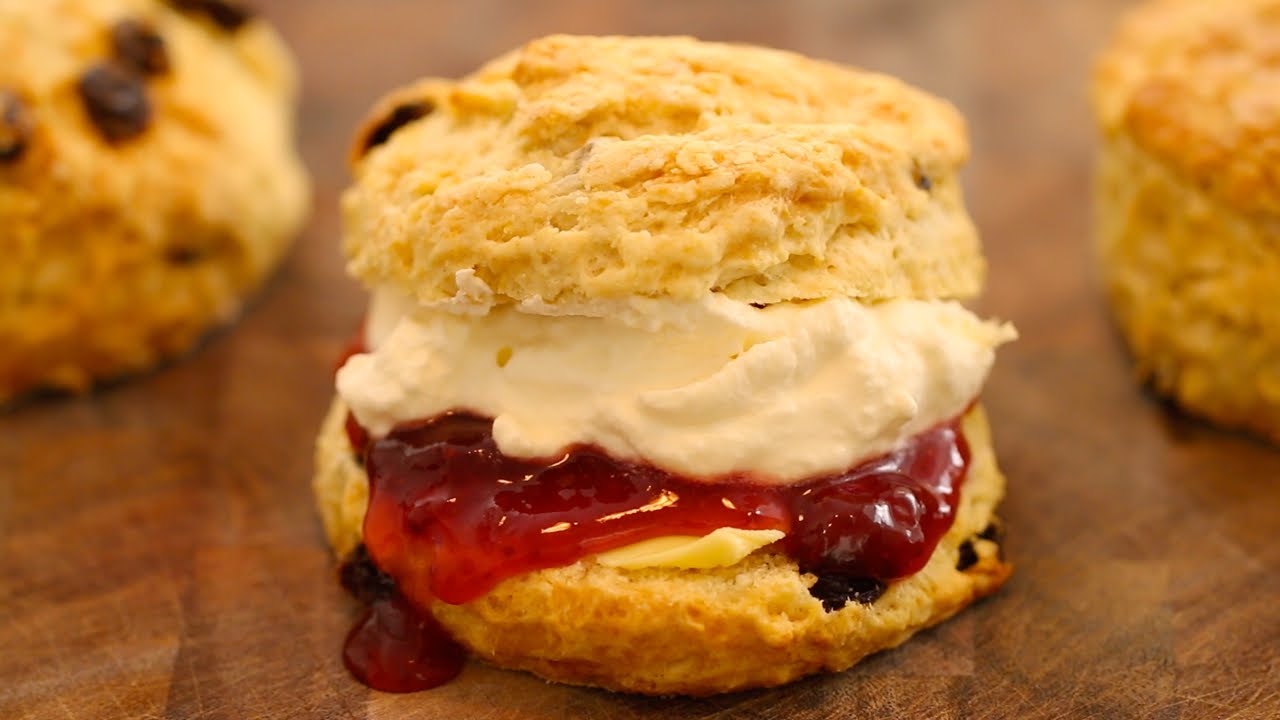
[594,528,785,570]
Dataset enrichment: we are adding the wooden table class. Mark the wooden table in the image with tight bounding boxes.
[4,1,1279,717]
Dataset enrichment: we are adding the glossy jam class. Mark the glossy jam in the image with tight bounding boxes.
[355,412,969,609]
[343,595,465,693]
[785,421,967,580]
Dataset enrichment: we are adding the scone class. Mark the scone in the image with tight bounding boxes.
[1094,0,1280,441]
[317,35,1015,696]
[0,0,308,402]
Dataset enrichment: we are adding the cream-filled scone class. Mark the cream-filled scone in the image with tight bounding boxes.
[316,35,1015,696]
[0,0,308,402]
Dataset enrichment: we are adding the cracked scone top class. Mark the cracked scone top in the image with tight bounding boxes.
[0,0,308,401]
[343,34,983,307]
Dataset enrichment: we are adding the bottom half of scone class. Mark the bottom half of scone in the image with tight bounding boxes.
[0,228,294,404]
[1096,133,1280,442]
[313,397,1011,696]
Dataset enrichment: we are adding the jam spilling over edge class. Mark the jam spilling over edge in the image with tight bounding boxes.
[340,404,970,692]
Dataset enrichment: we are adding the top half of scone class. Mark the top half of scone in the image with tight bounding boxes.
[0,0,305,232]
[0,0,309,401]
[336,35,1014,489]
[345,34,983,309]
[0,0,308,318]
[1093,0,1280,218]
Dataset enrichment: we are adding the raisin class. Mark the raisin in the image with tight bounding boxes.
[0,91,31,163]
[977,520,1004,543]
[165,246,206,265]
[78,63,151,143]
[913,167,933,191]
[956,539,978,571]
[166,0,253,31]
[111,19,170,76]
[357,101,434,157]
[978,520,1007,561]
[339,545,398,605]
[808,575,886,612]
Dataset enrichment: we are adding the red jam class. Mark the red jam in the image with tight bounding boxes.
[336,334,974,689]
[350,411,969,609]
[336,330,974,693]
[343,595,465,693]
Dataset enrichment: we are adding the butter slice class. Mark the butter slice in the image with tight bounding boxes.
[594,528,785,570]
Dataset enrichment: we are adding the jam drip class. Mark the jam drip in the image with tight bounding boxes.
[356,412,970,609]
[343,595,465,693]
[338,544,464,693]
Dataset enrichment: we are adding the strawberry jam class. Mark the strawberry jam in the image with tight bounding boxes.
[359,413,793,607]
[344,595,465,693]
[352,411,969,609]
[341,405,969,693]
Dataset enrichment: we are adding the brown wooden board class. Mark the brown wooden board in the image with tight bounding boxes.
[3,1,1279,717]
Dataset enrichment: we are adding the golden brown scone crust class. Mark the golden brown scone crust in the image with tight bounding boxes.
[0,0,309,402]
[342,35,984,308]
[1094,0,1280,215]
[1094,0,1280,441]
[314,399,1010,695]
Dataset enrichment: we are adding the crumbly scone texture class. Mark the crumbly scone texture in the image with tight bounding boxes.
[314,398,1011,695]
[0,0,309,402]
[343,35,984,307]
[1094,0,1280,441]
[1096,133,1280,441]
[1094,0,1280,215]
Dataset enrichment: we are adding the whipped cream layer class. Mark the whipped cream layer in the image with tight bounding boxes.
[338,289,1014,485]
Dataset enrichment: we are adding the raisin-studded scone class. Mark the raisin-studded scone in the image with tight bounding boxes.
[316,35,1015,696]
[0,0,308,402]
[1094,0,1280,441]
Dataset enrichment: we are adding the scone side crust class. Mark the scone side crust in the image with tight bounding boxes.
[313,397,1010,695]
[0,0,309,401]
[1093,0,1280,214]
[342,35,984,307]
[1096,131,1280,441]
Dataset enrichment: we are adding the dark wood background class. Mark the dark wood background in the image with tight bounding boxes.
[3,1,1279,718]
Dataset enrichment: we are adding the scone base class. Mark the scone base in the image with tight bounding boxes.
[314,399,1010,695]
[1096,133,1280,443]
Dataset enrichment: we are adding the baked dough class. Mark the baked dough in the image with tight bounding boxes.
[341,35,984,308]
[0,0,308,402]
[1094,0,1280,440]
[321,35,1011,695]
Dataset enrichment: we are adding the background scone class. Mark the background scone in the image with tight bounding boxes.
[0,0,309,402]
[320,35,1013,696]
[1094,0,1280,441]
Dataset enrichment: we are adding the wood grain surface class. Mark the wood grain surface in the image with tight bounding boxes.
[3,1,1279,718]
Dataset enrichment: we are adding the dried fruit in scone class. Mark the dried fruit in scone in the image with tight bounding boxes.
[317,35,1015,696]
[1094,0,1280,441]
[0,0,309,402]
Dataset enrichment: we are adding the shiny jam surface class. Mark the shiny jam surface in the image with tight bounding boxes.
[353,411,970,609]
[343,595,465,693]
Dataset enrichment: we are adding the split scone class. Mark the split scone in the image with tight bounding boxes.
[0,0,308,402]
[316,35,1015,696]
[1094,0,1280,441]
